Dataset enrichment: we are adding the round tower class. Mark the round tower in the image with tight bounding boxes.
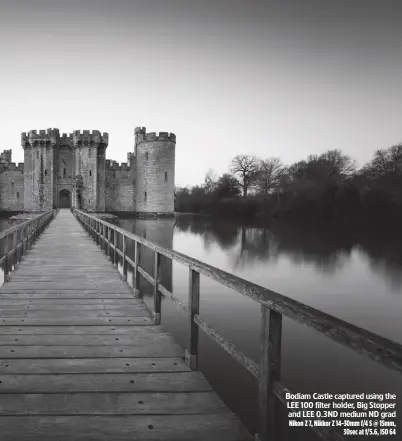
[134,127,176,216]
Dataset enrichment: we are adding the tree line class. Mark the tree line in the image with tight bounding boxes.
[174,145,402,224]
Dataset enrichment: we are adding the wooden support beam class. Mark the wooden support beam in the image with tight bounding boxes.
[122,235,127,281]
[153,252,162,324]
[185,269,200,370]
[256,306,282,441]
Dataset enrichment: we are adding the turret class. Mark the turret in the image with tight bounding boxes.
[135,127,176,216]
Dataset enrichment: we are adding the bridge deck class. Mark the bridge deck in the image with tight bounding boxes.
[0,209,252,440]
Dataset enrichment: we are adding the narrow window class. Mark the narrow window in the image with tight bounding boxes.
[11,181,14,187]
[36,151,39,159]
[89,199,90,205]
[17,191,19,198]
[45,169,47,176]
[165,171,168,182]
[89,170,92,176]
[88,148,92,157]
[144,191,147,199]
[145,152,148,160]
[64,168,66,178]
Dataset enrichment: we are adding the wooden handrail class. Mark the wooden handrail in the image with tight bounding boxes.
[0,210,56,282]
[73,208,402,441]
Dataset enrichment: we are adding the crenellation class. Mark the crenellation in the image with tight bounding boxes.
[136,131,176,144]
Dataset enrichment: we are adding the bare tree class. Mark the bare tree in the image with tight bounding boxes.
[229,154,259,198]
[318,149,356,181]
[204,169,219,193]
[254,157,284,195]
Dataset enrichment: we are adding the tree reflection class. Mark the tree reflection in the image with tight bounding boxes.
[174,215,402,289]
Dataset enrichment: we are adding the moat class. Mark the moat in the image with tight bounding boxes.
[1,213,401,440]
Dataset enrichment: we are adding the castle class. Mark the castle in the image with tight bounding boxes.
[0,127,176,215]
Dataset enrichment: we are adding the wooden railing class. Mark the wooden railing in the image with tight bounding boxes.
[0,210,56,282]
[73,208,402,441]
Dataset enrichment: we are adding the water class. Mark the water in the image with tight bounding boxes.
[117,214,402,441]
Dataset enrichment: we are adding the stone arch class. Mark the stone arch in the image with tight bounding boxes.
[59,189,71,208]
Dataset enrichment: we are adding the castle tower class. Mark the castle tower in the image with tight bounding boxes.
[134,127,176,216]
[21,129,59,212]
[72,130,109,212]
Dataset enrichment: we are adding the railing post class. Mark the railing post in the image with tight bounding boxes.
[185,268,200,370]
[113,230,118,269]
[3,234,10,282]
[21,226,25,260]
[107,227,111,261]
[153,251,162,324]
[99,223,102,251]
[13,230,19,269]
[256,306,282,441]
[122,234,127,281]
[27,225,31,251]
[96,221,99,246]
[133,240,141,297]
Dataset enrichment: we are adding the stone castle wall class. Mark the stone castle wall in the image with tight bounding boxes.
[1,127,176,214]
[105,160,136,212]
[0,162,24,211]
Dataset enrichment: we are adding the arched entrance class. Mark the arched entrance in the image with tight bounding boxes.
[59,189,71,208]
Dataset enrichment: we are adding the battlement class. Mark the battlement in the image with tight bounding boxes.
[61,132,73,139]
[59,132,74,143]
[136,130,176,144]
[21,128,60,147]
[0,162,24,172]
[134,127,146,135]
[72,130,109,147]
[0,149,12,163]
[106,159,130,171]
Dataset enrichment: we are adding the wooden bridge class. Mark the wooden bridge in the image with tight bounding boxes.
[0,208,401,441]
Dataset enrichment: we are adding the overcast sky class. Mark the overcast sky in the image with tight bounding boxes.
[1,0,401,186]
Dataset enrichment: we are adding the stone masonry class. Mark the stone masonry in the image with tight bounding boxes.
[0,127,176,215]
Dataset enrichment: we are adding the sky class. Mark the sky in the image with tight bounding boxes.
[0,0,401,187]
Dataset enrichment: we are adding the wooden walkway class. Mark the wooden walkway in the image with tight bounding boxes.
[0,209,252,440]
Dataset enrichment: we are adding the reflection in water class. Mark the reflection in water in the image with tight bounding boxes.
[175,215,402,291]
[115,213,402,441]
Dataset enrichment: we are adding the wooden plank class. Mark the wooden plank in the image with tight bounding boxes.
[0,304,145,311]
[0,308,150,318]
[0,333,175,346]
[0,414,252,441]
[0,288,134,294]
[0,391,226,415]
[0,293,136,299]
[0,357,190,374]
[0,372,212,393]
[6,283,130,288]
[0,299,142,306]
[0,344,183,358]
[0,325,166,335]
[0,317,154,326]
